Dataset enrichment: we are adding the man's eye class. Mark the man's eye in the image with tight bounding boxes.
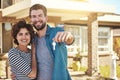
[38,15,42,17]
[31,15,36,18]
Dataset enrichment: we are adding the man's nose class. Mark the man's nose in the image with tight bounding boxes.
[35,16,40,21]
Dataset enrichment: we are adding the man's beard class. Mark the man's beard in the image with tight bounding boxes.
[33,23,46,31]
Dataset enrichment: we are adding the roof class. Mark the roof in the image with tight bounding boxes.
[1,0,116,21]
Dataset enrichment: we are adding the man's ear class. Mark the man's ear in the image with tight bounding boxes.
[46,16,48,21]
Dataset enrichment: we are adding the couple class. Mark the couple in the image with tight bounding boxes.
[8,4,74,80]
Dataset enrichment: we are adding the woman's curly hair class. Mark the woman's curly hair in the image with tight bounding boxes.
[11,20,34,45]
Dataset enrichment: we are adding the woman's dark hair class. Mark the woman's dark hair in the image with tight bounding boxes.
[11,20,34,45]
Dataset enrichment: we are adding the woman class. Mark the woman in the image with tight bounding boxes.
[8,20,36,80]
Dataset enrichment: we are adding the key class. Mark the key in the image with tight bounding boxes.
[52,41,56,50]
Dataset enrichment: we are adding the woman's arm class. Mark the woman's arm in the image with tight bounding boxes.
[27,43,37,79]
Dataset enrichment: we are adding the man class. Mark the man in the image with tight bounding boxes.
[30,4,74,80]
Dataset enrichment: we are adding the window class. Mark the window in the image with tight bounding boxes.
[1,0,12,8]
[64,24,88,54]
[98,27,111,53]
[64,25,111,54]
[2,23,13,53]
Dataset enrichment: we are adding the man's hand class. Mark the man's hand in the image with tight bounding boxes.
[53,31,74,45]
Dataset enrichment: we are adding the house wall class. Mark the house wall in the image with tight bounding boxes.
[81,55,111,67]
[68,54,112,69]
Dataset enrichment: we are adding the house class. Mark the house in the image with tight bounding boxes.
[0,0,120,79]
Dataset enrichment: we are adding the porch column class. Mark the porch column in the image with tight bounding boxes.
[87,13,99,76]
[0,11,2,22]
[0,11,2,53]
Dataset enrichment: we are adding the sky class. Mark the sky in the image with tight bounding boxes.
[89,0,120,14]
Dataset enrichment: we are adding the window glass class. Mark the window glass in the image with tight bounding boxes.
[2,23,13,53]
[64,25,111,54]
[2,0,12,8]
[64,24,88,54]
[98,27,111,52]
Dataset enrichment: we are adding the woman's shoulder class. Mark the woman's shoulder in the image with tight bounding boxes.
[8,48,16,53]
[8,48,20,55]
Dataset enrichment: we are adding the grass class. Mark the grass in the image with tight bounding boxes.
[80,66,87,71]
[99,65,110,78]
[116,65,120,77]
[99,65,120,78]
[78,65,120,78]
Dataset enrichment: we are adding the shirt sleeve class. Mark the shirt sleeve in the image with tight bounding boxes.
[8,50,31,76]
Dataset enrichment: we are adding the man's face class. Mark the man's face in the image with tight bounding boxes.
[30,9,47,31]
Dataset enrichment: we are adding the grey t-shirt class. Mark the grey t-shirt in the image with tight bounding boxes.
[36,36,54,80]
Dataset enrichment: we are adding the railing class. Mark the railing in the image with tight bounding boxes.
[0,53,9,79]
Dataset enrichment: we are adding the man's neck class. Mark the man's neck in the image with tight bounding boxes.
[37,25,47,38]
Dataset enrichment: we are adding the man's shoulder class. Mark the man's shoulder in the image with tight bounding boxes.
[48,25,64,32]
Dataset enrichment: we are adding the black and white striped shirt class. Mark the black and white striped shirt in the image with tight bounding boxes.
[8,48,32,80]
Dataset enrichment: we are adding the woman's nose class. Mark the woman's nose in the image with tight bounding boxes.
[22,35,27,39]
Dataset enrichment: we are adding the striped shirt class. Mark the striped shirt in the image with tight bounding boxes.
[8,48,32,80]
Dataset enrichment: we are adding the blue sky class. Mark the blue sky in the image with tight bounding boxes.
[90,0,120,14]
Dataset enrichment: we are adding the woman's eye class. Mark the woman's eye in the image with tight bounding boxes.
[25,33,30,36]
[18,33,23,36]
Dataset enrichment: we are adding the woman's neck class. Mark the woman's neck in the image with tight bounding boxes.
[17,45,29,53]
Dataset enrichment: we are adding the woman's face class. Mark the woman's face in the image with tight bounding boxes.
[16,28,31,47]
